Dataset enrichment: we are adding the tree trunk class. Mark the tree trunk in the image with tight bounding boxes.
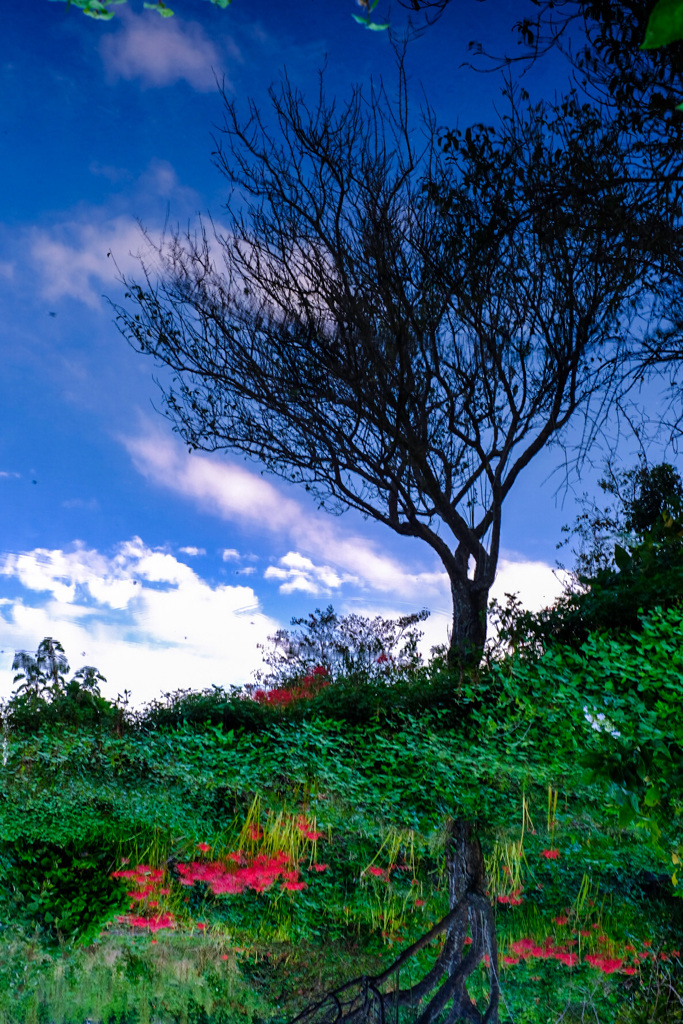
[289,818,499,1024]
[446,571,490,672]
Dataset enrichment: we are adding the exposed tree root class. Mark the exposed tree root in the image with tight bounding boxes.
[289,819,499,1024]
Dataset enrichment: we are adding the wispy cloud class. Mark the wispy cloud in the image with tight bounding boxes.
[178,546,205,556]
[0,472,20,479]
[121,424,570,633]
[62,498,100,511]
[123,430,304,534]
[0,538,279,710]
[29,216,152,309]
[99,9,225,92]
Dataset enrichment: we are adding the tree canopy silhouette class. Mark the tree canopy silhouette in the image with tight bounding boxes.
[113,54,672,669]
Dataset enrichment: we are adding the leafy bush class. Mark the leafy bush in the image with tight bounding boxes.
[1,638,131,736]
[488,462,683,663]
[250,604,431,693]
[0,838,129,948]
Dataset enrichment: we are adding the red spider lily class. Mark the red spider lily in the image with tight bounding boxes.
[622,967,638,975]
[366,865,387,878]
[310,863,329,871]
[414,899,425,907]
[554,951,579,967]
[509,937,578,967]
[197,842,211,852]
[541,849,559,860]
[502,955,520,965]
[376,654,389,663]
[116,911,177,933]
[554,915,569,926]
[585,954,624,974]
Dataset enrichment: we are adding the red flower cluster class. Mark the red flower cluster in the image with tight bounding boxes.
[253,665,330,706]
[510,937,579,967]
[111,864,177,933]
[541,849,560,860]
[497,886,524,905]
[296,814,324,840]
[176,850,307,894]
[584,954,624,974]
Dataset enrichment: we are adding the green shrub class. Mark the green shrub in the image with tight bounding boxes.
[0,838,129,949]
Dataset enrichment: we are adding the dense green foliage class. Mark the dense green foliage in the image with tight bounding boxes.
[0,598,682,1022]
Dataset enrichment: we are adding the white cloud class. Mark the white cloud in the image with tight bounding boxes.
[122,427,569,617]
[0,472,20,479]
[179,546,205,556]
[490,556,569,614]
[29,216,153,309]
[264,551,358,596]
[123,430,304,534]
[0,261,14,281]
[99,10,224,92]
[120,427,571,656]
[0,539,279,711]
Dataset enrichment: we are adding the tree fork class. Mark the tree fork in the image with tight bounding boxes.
[288,818,499,1024]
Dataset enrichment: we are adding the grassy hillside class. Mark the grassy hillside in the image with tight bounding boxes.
[0,607,681,1023]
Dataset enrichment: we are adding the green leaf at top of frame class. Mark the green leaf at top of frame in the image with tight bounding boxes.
[144,1,174,13]
[641,0,683,49]
[351,13,389,30]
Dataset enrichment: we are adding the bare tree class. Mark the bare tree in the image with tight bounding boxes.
[112,56,660,670]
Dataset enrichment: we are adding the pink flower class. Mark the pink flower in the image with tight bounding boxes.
[541,849,559,860]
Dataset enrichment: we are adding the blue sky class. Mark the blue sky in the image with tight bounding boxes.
[0,0,673,713]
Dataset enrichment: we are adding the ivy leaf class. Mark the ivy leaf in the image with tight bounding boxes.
[613,543,632,571]
[641,0,683,49]
[644,783,661,807]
